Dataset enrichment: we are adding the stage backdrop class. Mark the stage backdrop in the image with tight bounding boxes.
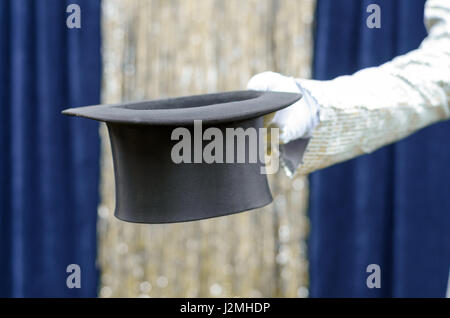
[98,0,314,298]
[309,0,450,297]
[0,0,101,297]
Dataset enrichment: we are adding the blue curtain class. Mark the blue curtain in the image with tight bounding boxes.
[0,0,101,297]
[309,0,450,297]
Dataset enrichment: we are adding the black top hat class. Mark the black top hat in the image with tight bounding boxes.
[63,90,301,223]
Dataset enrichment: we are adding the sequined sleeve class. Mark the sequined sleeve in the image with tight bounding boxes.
[292,0,450,175]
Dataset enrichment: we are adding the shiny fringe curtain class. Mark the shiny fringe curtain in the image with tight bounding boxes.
[99,0,315,297]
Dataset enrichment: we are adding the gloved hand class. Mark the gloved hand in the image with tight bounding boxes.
[247,71,320,144]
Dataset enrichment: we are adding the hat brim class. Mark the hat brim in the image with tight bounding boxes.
[62,90,302,125]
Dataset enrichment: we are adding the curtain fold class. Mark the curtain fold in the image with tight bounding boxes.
[309,0,450,297]
[0,0,101,297]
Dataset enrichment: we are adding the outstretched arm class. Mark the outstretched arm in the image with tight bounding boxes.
[249,0,450,176]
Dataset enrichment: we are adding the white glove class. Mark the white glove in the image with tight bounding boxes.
[247,71,320,144]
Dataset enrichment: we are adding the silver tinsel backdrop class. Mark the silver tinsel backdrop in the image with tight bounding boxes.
[99,0,315,297]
